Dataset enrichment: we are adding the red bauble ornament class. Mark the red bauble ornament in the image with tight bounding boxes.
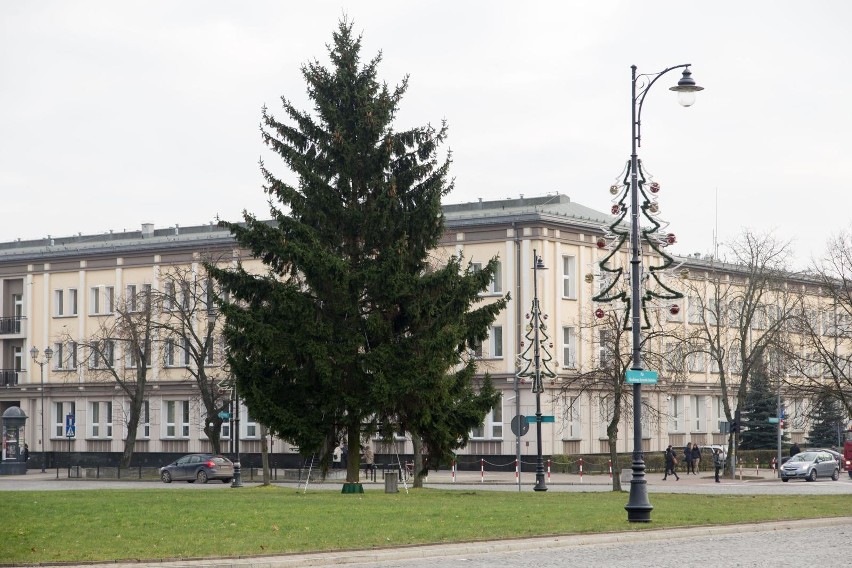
[595,308,605,319]
[666,233,676,245]
[611,204,621,215]
[596,238,606,249]
[669,304,680,316]
[649,182,660,193]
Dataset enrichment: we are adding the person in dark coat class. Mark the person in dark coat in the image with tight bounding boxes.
[663,445,680,480]
[713,447,724,482]
[789,442,800,457]
[683,442,694,475]
[691,443,701,474]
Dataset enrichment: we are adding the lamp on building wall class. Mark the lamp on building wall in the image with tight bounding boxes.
[30,345,53,473]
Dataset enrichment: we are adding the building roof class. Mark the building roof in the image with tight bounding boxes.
[442,194,611,230]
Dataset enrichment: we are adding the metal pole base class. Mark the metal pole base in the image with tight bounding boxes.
[624,459,652,522]
[231,462,243,488]
[533,473,548,492]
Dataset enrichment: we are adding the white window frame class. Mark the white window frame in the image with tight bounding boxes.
[490,325,503,358]
[470,394,503,439]
[54,401,76,438]
[691,395,705,432]
[54,289,64,316]
[668,395,683,433]
[53,341,77,371]
[565,395,581,439]
[164,400,190,439]
[90,286,115,315]
[562,326,576,369]
[562,255,576,299]
[89,401,113,439]
[244,409,258,439]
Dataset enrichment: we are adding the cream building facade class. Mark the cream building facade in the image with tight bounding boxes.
[0,196,814,467]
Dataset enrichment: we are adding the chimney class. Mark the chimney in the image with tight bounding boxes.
[141,223,154,239]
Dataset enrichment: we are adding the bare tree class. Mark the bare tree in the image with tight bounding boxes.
[684,230,798,468]
[784,228,852,418]
[557,307,688,491]
[151,264,231,455]
[71,286,157,468]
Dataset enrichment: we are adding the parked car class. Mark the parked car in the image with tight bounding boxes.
[780,450,840,482]
[160,454,234,484]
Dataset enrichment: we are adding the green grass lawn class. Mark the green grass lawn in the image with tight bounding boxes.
[2,487,850,565]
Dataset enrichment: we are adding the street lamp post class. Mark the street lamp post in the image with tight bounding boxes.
[531,251,548,492]
[625,64,702,523]
[207,307,242,488]
[30,346,53,473]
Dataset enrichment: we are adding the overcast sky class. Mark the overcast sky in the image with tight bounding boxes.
[1,1,849,269]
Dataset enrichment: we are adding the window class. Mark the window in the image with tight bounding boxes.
[472,337,483,358]
[562,255,576,299]
[791,399,806,431]
[163,282,176,311]
[691,395,704,432]
[180,281,191,310]
[165,400,190,438]
[90,286,114,315]
[221,414,231,440]
[490,261,502,294]
[562,326,576,369]
[688,351,705,373]
[712,396,725,432]
[89,341,114,369]
[668,395,683,432]
[54,401,76,438]
[598,330,613,367]
[90,401,113,438]
[598,396,614,438]
[245,410,257,439]
[53,341,77,370]
[140,401,150,439]
[164,337,188,367]
[470,394,503,439]
[126,341,151,369]
[688,296,703,324]
[490,326,503,358]
[54,289,64,316]
[565,396,581,439]
[55,289,78,316]
[126,285,137,311]
[663,342,683,374]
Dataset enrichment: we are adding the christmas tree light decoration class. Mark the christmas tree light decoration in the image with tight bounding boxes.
[593,159,684,329]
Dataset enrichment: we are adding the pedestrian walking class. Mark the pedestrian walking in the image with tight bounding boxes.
[684,442,694,475]
[362,443,374,476]
[691,443,701,474]
[22,443,29,462]
[663,445,680,480]
[332,443,342,469]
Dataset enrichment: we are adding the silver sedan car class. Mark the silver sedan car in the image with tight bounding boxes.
[780,450,840,482]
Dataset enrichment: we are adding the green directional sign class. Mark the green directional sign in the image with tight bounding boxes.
[768,417,779,424]
[526,415,555,423]
[625,370,659,385]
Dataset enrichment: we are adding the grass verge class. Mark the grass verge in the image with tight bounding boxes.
[2,487,850,565]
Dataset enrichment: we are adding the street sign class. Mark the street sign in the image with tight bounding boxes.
[625,370,658,384]
[511,415,529,436]
[218,411,232,420]
[525,415,555,423]
[65,413,75,437]
[768,417,779,424]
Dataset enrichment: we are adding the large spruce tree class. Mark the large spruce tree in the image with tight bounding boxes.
[739,356,785,449]
[806,391,845,447]
[209,20,506,485]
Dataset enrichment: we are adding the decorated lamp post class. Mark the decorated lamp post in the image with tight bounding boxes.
[594,65,702,522]
[517,250,556,492]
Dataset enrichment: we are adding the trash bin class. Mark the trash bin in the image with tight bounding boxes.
[384,471,399,493]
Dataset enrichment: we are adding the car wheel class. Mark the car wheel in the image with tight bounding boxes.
[161,471,172,483]
[781,477,789,482]
[832,469,839,481]
[197,470,209,484]
[807,469,817,482]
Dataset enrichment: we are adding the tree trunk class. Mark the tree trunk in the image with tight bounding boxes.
[607,425,621,492]
[260,424,270,486]
[346,420,360,484]
[120,393,144,468]
[412,435,423,488]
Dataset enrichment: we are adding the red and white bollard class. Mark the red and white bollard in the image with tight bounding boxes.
[608,460,613,480]
[755,459,759,476]
[451,460,456,483]
[579,458,584,483]
[480,458,484,483]
[547,459,551,482]
[515,459,519,481]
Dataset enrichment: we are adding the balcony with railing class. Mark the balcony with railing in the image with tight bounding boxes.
[0,370,20,387]
[0,316,24,335]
